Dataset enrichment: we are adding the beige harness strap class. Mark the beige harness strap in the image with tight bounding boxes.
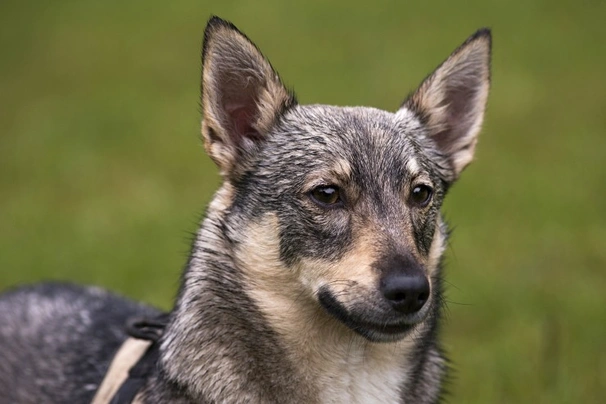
[91,337,152,404]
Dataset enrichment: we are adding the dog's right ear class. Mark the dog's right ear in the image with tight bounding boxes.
[201,16,296,176]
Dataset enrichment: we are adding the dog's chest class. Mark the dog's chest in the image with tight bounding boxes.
[319,367,404,404]
[311,344,409,404]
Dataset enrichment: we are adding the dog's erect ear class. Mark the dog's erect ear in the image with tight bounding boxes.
[400,29,491,182]
[201,16,296,175]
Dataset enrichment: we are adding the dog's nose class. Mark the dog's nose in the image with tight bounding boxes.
[380,274,430,315]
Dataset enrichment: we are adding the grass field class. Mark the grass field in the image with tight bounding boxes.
[1,0,604,402]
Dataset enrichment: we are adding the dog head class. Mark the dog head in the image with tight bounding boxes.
[200,17,491,342]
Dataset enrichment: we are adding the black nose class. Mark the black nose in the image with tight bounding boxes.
[380,274,430,315]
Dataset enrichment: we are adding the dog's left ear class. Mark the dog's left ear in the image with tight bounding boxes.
[201,16,296,176]
[400,29,491,182]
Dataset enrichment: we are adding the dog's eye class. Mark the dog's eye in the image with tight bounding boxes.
[409,185,433,207]
[310,185,342,207]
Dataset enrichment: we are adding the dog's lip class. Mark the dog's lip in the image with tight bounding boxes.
[317,287,424,340]
[355,319,416,335]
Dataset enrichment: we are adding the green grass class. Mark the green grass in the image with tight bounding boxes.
[1,0,604,402]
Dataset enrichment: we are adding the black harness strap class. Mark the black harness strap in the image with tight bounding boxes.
[109,314,169,404]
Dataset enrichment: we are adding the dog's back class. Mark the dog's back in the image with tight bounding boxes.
[0,283,158,403]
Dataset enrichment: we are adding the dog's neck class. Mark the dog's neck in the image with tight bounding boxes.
[157,184,413,403]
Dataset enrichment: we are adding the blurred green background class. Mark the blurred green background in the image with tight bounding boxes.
[1,0,604,402]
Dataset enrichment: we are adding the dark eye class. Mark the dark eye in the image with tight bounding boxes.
[410,184,433,207]
[310,185,342,207]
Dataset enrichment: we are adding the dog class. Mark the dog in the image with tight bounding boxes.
[0,16,491,404]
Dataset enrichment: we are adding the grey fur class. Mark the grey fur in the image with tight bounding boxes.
[0,16,491,404]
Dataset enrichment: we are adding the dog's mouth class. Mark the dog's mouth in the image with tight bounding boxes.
[317,287,426,343]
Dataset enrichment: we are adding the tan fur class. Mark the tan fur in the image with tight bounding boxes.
[235,213,423,404]
[426,217,447,277]
[303,158,354,192]
[297,230,380,300]
[405,157,421,177]
[207,181,235,213]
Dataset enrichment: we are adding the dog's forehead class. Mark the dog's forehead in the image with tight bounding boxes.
[275,104,427,177]
[285,105,420,140]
